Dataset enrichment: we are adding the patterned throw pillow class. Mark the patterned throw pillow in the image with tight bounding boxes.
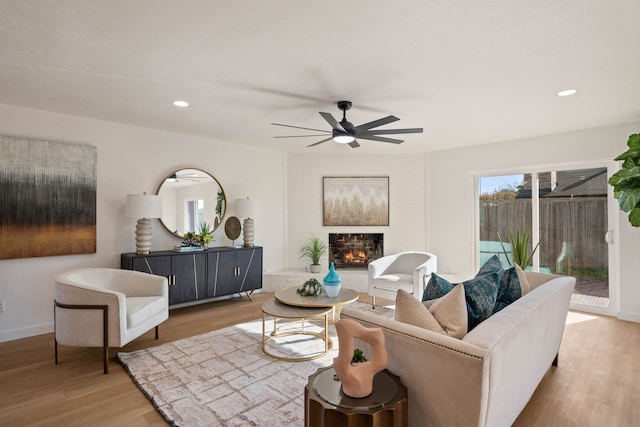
[475,255,522,313]
[423,272,500,331]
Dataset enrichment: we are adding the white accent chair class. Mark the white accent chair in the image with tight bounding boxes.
[368,251,437,307]
[54,268,169,374]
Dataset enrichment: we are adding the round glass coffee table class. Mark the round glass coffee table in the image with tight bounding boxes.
[275,286,359,321]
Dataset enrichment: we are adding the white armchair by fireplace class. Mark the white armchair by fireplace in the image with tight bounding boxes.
[368,251,437,307]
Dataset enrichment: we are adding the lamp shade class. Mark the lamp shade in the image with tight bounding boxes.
[126,194,163,218]
[235,198,259,218]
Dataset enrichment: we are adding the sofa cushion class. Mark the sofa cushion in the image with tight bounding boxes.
[423,272,500,331]
[126,296,166,328]
[396,287,467,338]
[515,264,531,295]
[476,255,522,313]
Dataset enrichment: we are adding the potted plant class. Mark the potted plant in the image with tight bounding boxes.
[609,133,640,227]
[299,236,327,273]
[196,221,213,248]
[351,348,368,365]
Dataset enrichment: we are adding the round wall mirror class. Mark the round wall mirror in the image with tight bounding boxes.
[156,168,226,237]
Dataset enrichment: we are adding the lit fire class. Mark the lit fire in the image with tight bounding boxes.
[344,249,367,264]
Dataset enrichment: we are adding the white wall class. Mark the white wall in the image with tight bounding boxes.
[426,122,640,321]
[0,104,285,342]
[286,153,427,274]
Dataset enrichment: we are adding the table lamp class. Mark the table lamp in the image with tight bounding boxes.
[235,197,259,247]
[126,193,163,254]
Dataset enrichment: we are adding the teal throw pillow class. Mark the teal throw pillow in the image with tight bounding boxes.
[476,255,522,313]
[423,272,500,331]
[477,254,504,276]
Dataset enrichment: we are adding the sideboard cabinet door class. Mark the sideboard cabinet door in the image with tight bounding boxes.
[121,251,206,306]
[208,247,263,297]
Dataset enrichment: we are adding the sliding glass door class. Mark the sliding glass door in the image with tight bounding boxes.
[477,162,618,315]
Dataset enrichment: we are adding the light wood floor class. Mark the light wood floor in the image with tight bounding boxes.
[1,292,639,426]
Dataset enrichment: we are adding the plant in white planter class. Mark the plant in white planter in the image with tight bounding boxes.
[299,236,327,273]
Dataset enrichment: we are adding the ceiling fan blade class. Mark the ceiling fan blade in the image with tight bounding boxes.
[354,115,400,132]
[358,127,423,135]
[348,140,360,148]
[307,137,334,147]
[319,112,346,132]
[273,134,331,138]
[271,123,331,133]
[357,135,405,144]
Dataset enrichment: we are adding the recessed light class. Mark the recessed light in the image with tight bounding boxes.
[173,100,189,107]
[557,89,577,97]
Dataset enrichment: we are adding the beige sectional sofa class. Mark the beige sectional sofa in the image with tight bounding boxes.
[341,271,576,427]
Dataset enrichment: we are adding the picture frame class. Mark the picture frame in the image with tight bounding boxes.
[0,135,97,259]
[323,176,389,226]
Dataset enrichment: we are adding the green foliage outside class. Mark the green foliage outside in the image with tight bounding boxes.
[498,229,540,269]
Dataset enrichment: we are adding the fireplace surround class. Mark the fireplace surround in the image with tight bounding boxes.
[328,233,383,270]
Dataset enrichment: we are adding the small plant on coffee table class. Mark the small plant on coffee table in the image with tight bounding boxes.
[297,278,322,297]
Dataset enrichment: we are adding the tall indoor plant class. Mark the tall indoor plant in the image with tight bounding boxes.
[299,236,327,273]
[609,133,640,227]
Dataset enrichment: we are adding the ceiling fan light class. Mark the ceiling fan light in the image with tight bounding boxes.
[333,134,355,144]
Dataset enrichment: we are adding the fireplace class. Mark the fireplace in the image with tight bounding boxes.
[328,233,384,270]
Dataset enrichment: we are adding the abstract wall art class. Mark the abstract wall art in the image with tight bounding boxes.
[0,135,96,259]
[323,176,389,226]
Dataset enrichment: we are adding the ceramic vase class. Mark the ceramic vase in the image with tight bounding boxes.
[323,262,342,297]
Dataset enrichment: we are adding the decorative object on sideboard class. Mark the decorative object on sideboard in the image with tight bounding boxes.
[156,168,226,236]
[299,235,328,273]
[224,216,242,246]
[323,261,342,297]
[332,319,388,398]
[235,197,259,247]
[125,193,162,255]
[296,278,323,297]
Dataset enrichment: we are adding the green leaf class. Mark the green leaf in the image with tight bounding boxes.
[629,208,640,227]
[628,133,640,149]
[618,187,640,212]
[615,148,640,161]
[615,166,640,183]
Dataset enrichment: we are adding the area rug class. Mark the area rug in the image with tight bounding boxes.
[117,301,393,427]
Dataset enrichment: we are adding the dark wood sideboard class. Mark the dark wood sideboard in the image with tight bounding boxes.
[121,246,262,306]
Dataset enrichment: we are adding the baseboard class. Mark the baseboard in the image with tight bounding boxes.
[0,322,53,343]
[617,311,640,323]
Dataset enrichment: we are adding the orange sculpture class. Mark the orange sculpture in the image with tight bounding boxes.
[333,319,388,398]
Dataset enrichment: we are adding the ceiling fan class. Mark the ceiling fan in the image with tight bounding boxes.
[272,100,423,148]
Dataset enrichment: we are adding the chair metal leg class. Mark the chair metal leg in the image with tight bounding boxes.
[155,325,159,340]
[54,300,109,374]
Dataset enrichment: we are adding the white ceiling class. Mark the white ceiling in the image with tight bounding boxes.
[0,1,638,154]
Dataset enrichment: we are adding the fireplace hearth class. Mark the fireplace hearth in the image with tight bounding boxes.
[329,233,383,270]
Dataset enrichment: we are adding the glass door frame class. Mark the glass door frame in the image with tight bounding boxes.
[473,159,619,317]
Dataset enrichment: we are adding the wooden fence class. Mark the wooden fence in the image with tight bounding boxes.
[479,198,608,272]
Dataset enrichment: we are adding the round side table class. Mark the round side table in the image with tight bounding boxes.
[305,366,407,427]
